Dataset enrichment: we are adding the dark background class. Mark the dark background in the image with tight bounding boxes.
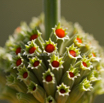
[0,0,104,103]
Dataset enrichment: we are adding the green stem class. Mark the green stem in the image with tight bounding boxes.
[44,0,61,40]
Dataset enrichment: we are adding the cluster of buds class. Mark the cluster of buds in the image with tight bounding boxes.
[0,15,104,103]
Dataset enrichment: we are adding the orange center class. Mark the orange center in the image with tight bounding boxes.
[69,50,76,57]
[16,59,22,66]
[30,34,38,41]
[82,62,87,67]
[33,61,40,67]
[92,53,96,57]
[29,47,36,54]
[45,44,55,53]
[46,75,52,82]
[16,27,21,33]
[69,72,74,77]
[49,100,52,103]
[16,47,21,55]
[55,29,65,38]
[52,61,59,68]
[77,37,82,43]
[60,89,66,94]
[33,86,36,91]
[23,72,28,78]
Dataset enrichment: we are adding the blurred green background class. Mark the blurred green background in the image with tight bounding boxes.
[0,0,104,103]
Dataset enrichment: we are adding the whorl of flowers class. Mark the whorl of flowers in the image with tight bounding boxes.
[0,15,104,103]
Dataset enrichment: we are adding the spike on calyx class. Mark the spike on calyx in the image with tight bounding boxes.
[77,37,82,43]
[45,75,52,82]
[16,47,21,55]
[16,59,22,66]
[69,50,76,57]
[29,47,36,54]
[23,72,28,78]
[33,61,40,67]
[69,72,74,77]
[30,34,38,41]
[55,29,65,38]
[45,44,55,53]
[52,61,59,67]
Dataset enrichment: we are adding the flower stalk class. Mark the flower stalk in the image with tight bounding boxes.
[44,0,61,39]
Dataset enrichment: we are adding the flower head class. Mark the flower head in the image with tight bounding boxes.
[0,15,104,103]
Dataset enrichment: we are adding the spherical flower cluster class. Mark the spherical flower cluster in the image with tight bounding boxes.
[0,15,104,103]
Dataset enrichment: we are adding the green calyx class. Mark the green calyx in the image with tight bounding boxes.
[61,65,80,88]
[52,22,69,41]
[17,66,29,81]
[45,95,56,103]
[43,38,57,55]
[79,78,92,91]
[87,70,101,82]
[6,74,18,86]
[43,69,55,84]
[56,83,70,96]
[24,40,42,57]
[25,28,41,41]
[48,54,64,70]
[11,54,23,69]
[17,66,39,85]
[67,65,80,80]
[74,34,85,48]
[48,54,64,84]
[80,55,93,70]
[66,44,81,59]
[88,49,101,62]
[28,56,42,69]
